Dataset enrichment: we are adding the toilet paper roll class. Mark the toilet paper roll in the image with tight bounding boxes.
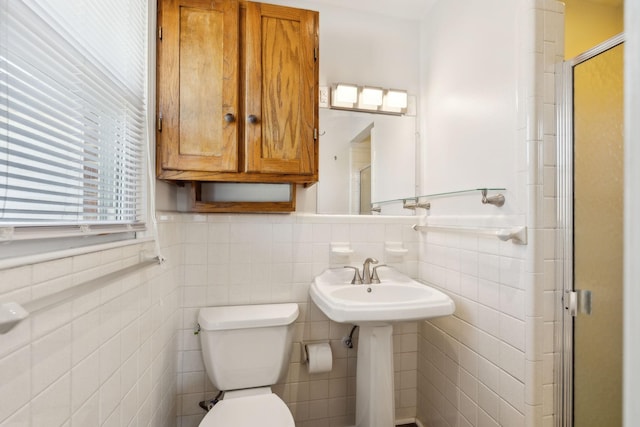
[306,342,333,374]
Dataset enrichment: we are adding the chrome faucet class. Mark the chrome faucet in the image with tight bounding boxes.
[344,266,363,284]
[362,257,378,284]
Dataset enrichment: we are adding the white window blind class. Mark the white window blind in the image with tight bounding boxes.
[0,0,148,239]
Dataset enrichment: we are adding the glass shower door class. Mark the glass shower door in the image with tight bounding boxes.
[572,41,624,427]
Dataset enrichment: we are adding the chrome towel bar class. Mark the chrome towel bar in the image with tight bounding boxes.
[412,224,527,245]
[0,256,163,334]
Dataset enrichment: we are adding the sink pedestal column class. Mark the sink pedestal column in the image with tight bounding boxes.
[356,324,395,427]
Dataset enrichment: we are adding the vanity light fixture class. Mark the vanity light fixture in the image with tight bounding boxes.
[329,83,408,115]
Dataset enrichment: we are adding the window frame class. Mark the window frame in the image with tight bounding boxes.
[0,0,154,261]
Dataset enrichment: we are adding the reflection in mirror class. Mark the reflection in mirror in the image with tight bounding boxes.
[317,108,417,215]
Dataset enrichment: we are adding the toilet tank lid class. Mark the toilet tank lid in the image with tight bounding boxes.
[198,303,299,331]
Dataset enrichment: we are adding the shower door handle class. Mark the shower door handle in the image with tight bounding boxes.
[565,290,592,316]
[578,290,592,315]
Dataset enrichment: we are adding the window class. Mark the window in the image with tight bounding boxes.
[0,0,148,254]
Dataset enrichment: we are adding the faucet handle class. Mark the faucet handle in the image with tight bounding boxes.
[344,266,363,284]
[371,264,387,284]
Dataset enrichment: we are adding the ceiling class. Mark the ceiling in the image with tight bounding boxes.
[307,0,437,21]
[309,0,624,19]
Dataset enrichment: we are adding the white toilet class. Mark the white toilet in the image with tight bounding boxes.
[197,303,299,427]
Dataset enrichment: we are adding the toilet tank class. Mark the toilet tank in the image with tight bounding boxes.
[197,303,299,391]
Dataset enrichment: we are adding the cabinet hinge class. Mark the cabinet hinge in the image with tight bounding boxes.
[314,47,318,62]
[157,113,163,132]
[314,128,318,140]
[158,26,163,40]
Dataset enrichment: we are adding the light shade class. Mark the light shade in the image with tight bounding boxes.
[384,89,408,109]
[334,83,358,104]
[360,86,383,106]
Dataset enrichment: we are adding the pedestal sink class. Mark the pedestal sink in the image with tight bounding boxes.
[309,267,455,427]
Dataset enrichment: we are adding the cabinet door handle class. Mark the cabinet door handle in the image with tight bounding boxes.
[224,113,235,123]
[247,114,259,124]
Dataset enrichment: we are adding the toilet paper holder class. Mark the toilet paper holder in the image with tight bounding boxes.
[301,341,333,374]
[302,340,331,364]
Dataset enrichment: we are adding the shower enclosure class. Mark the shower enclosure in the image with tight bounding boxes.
[557,34,624,426]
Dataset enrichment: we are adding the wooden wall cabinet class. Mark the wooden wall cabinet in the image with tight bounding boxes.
[156,0,318,211]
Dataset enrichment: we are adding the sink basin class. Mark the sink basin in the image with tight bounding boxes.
[310,267,455,324]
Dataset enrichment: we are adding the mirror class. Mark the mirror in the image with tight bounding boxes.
[316,108,417,215]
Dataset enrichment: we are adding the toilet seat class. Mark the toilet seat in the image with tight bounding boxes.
[199,388,295,427]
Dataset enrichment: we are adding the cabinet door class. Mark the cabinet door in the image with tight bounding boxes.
[243,2,318,176]
[158,0,239,173]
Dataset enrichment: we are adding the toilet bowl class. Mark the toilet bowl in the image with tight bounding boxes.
[197,303,299,427]
[198,387,294,427]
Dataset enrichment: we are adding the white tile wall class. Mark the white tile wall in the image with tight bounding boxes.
[418,230,530,427]
[1,187,559,427]
[0,215,183,427]
[175,213,420,427]
[541,2,565,426]
[415,0,563,426]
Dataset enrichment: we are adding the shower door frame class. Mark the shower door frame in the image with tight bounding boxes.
[556,32,625,427]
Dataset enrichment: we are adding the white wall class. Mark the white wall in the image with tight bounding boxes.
[624,0,640,425]
[277,0,420,93]
[0,220,183,427]
[419,1,520,214]
[416,1,563,426]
